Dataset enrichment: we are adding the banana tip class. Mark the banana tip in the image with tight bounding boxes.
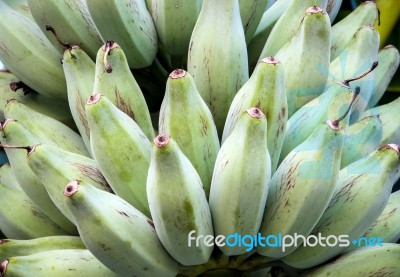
[261,56,279,64]
[386,144,400,156]
[247,107,264,119]
[154,134,170,148]
[306,6,324,14]
[87,94,102,105]
[64,180,80,197]
[0,260,8,276]
[169,69,186,79]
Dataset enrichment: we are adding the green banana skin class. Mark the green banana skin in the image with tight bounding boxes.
[62,45,94,155]
[187,0,249,136]
[258,0,328,58]
[93,41,154,140]
[210,108,271,256]
[282,144,400,269]
[0,183,71,240]
[64,180,179,277]
[368,45,400,108]
[0,249,119,277]
[85,94,152,218]
[0,1,67,101]
[257,118,345,258]
[222,57,287,173]
[0,236,85,261]
[0,164,20,190]
[26,143,111,224]
[0,120,78,235]
[330,1,379,61]
[147,134,213,265]
[326,0,343,23]
[239,0,269,44]
[159,69,220,196]
[86,0,158,69]
[340,115,383,169]
[3,0,34,20]
[274,6,331,117]
[302,243,400,277]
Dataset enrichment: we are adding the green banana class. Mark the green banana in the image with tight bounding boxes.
[93,41,154,140]
[282,144,400,269]
[85,93,152,217]
[85,0,158,69]
[64,180,179,277]
[27,0,102,59]
[0,164,20,190]
[0,249,119,277]
[0,183,70,239]
[0,236,85,261]
[257,110,347,258]
[274,6,331,117]
[258,0,328,58]
[303,243,400,276]
[367,45,400,108]
[62,45,95,154]
[3,0,33,20]
[209,108,271,256]
[222,56,287,173]
[147,134,213,265]
[326,0,343,23]
[330,1,379,61]
[159,69,220,196]
[239,0,269,43]
[187,0,249,135]
[0,0,67,100]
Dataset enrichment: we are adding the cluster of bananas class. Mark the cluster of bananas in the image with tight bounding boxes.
[0,0,399,276]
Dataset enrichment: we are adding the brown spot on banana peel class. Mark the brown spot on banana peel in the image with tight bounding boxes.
[70,163,112,192]
[115,88,135,120]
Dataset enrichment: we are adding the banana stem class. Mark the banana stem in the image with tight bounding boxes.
[45,24,71,49]
[102,41,118,73]
[337,61,378,88]
[328,86,360,129]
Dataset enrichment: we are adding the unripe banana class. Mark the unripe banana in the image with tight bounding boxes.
[187,0,249,135]
[0,164,20,190]
[274,6,331,117]
[222,57,287,173]
[64,180,179,277]
[210,108,271,256]
[326,0,343,23]
[3,0,33,20]
[239,0,269,43]
[85,0,158,69]
[283,144,400,268]
[85,94,152,217]
[159,69,220,196]
[0,249,119,277]
[93,41,154,140]
[147,134,213,265]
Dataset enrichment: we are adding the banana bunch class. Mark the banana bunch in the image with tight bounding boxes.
[0,0,399,276]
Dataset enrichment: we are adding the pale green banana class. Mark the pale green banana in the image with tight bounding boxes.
[0,0,67,100]
[326,0,343,22]
[64,180,179,277]
[93,41,154,140]
[0,236,85,261]
[210,108,271,256]
[3,0,33,20]
[239,0,269,43]
[0,164,20,190]
[274,6,331,117]
[283,144,400,268]
[85,0,158,69]
[147,134,213,265]
[330,1,379,61]
[222,56,287,173]
[0,249,119,277]
[159,69,220,196]
[85,93,152,217]
[27,0,102,59]
[187,0,249,135]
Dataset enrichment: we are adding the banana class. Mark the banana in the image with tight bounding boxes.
[0,249,119,277]
[150,0,202,56]
[209,108,271,256]
[3,0,34,20]
[0,163,20,190]
[159,69,220,196]
[147,134,213,265]
[258,0,328,58]
[303,243,400,276]
[331,1,379,61]
[257,110,347,258]
[0,183,70,239]
[27,0,102,59]
[0,236,85,261]
[274,6,331,117]
[93,41,154,140]
[239,0,269,43]
[62,45,95,154]
[64,180,179,277]
[341,115,383,168]
[187,0,249,135]
[222,57,287,173]
[326,0,343,23]
[85,0,158,69]
[85,94,152,217]
[282,144,400,269]
[0,0,67,100]
[367,45,400,108]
